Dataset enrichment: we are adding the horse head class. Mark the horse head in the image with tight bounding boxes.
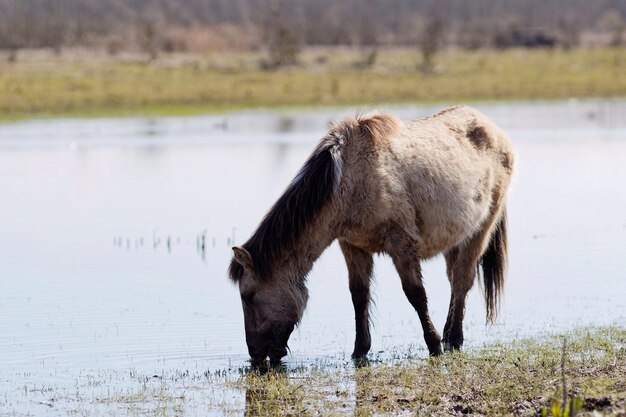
[230,246,308,364]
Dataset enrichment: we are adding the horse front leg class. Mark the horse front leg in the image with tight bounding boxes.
[339,240,374,359]
[388,237,442,356]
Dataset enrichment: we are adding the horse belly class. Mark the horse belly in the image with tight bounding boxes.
[403,157,495,258]
[415,195,490,258]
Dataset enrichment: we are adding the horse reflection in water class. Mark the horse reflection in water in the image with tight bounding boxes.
[243,360,384,416]
[243,367,302,417]
[229,105,515,364]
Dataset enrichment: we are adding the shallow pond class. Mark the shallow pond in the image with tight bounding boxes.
[1,100,625,415]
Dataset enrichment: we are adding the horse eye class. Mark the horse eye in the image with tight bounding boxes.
[241,292,255,304]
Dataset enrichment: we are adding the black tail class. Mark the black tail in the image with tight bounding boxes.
[480,207,508,324]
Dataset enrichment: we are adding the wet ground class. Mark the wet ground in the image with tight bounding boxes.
[1,99,625,415]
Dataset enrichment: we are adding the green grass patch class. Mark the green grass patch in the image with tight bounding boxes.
[1,47,625,121]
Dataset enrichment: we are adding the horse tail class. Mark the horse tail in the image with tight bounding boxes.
[480,206,508,324]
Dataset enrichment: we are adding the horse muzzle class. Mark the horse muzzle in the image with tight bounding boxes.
[247,338,289,363]
[268,346,288,364]
[247,338,269,364]
[246,324,293,364]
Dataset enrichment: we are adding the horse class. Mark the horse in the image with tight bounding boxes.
[228,105,515,364]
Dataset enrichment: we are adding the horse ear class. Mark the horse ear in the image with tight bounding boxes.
[232,246,253,271]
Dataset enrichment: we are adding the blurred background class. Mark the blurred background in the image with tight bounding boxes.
[1,0,625,118]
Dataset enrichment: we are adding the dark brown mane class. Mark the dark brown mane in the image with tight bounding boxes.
[228,133,343,282]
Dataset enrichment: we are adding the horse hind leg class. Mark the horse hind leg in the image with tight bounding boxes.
[387,232,442,356]
[339,240,374,359]
[442,246,476,351]
[442,209,505,351]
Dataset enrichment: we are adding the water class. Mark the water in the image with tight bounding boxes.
[1,100,625,415]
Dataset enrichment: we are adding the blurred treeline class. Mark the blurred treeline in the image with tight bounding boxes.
[1,0,625,59]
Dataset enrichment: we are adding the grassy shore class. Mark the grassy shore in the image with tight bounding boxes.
[239,328,626,416]
[6,328,625,416]
[1,47,625,121]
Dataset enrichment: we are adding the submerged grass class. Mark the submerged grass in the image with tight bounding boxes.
[1,47,625,121]
[4,327,625,416]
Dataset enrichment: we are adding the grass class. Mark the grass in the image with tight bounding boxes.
[0,46,625,121]
[237,327,626,416]
[4,327,625,416]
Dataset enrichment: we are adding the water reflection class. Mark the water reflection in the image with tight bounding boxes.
[276,116,295,133]
[242,358,377,417]
[2,99,625,149]
[113,229,237,261]
[243,366,300,417]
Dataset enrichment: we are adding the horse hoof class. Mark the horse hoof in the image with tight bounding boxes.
[352,356,370,368]
[428,343,444,356]
[443,343,462,352]
[351,341,371,360]
[351,350,369,360]
[442,337,463,352]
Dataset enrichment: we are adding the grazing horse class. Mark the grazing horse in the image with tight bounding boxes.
[229,105,514,363]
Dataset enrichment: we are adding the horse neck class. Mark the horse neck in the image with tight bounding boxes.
[274,215,337,283]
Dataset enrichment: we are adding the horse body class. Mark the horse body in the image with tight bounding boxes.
[230,105,514,363]
[336,105,511,258]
